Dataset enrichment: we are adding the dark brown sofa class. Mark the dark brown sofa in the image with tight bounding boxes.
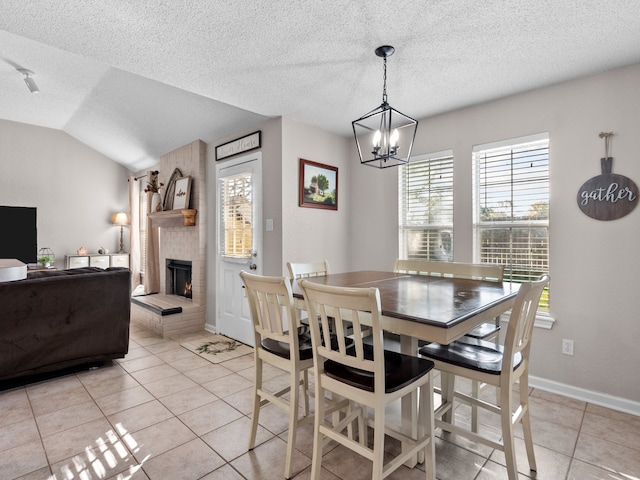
[0,267,131,382]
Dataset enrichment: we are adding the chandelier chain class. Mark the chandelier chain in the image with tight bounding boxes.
[382,56,388,104]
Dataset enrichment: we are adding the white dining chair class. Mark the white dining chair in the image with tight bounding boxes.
[394,258,505,431]
[418,275,550,480]
[286,260,330,327]
[240,270,315,479]
[300,279,436,480]
[287,260,330,280]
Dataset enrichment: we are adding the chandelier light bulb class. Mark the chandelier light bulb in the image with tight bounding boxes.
[390,128,399,148]
[372,130,381,148]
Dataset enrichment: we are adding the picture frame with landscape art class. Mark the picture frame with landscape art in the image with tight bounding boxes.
[173,176,191,210]
[299,159,338,210]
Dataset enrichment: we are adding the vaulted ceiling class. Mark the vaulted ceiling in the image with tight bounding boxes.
[2,1,640,171]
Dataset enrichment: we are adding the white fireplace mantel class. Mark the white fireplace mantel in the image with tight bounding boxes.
[148,209,197,228]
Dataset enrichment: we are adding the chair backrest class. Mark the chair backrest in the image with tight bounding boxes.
[502,275,550,372]
[394,259,504,282]
[240,270,300,349]
[287,260,330,280]
[300,280,385,391]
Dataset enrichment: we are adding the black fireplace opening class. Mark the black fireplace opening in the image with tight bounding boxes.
[167,259,192,298]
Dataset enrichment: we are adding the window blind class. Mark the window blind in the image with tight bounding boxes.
[473,135,550,309]
[219,172,253,258]
[399,152,454,261]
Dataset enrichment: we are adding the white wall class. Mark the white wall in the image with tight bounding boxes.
[280,117,353,275]
[350,64,640,406]
[0,120,131,262]
[204,117,354,332]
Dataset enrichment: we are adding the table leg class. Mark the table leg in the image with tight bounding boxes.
[401,334,419,467]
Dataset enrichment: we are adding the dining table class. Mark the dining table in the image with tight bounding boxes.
[292,270,520,467]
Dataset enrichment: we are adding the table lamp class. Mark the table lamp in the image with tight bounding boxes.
[113,212,129,253]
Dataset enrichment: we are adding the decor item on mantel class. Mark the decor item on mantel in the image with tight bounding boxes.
[145,170,164,212]
[577,132,638,220]
[352,45,418,168]
[172,176,191,210]
[77,246,87,255]
[162,167,184,211]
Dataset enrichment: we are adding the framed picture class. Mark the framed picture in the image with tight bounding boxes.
[299,159,338,210]
[173,176,191,210]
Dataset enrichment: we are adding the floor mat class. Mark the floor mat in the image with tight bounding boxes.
[180,334,253,364]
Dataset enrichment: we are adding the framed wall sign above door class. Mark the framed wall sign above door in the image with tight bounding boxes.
[216,131,261,161]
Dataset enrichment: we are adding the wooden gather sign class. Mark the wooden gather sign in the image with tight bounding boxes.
[577,157,638,220]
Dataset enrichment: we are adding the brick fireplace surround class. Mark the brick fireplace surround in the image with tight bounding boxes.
[130,140,207,338]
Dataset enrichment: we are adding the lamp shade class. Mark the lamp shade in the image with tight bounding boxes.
[113,212,129,226]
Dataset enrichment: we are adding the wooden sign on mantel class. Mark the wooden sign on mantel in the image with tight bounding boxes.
[577,133,638,221]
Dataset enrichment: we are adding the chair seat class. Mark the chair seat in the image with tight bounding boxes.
[325,344,434,393]
[464,322,500,339]
[418,337,522,375]
[263,326,353,361]
[262,326,314,360]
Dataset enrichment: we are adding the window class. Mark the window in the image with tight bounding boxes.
[399,151,454,262]
[219,172,253,258]
[473,134,550,309]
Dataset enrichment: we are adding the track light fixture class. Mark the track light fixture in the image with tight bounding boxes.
[17,68,39,94]
[352,45,418,168]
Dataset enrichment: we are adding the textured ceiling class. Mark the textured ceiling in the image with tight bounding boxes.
[1,1,640,171]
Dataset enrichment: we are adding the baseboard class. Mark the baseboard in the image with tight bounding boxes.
[529,375,640,417]
[204,323,216,334]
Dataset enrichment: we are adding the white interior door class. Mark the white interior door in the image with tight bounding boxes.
[216,153,262,346]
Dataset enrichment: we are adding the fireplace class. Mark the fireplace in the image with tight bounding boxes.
[167,259,193,298]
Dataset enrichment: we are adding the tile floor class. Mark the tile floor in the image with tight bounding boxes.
[1,324,639,480]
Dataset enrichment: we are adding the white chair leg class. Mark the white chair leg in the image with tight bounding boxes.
[311,383,325,480]
[302,369,310,417]
[372,403,386,480]
[499,385,518,480]
[520,380,537,472]
[441,372,456,425]
[471,380,480,433]
[284,369,301,479]
[419,379,436,480]
[248,356,262,450]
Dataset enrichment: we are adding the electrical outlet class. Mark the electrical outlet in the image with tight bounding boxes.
[562,339,574,356]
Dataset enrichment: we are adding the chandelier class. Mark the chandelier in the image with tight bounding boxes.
[352,45,418,168]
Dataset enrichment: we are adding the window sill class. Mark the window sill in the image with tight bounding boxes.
[534,313,555,329]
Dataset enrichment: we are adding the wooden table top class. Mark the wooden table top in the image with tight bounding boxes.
[293,270,519,330]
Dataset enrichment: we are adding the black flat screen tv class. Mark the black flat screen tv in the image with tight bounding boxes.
[0,206,37,264]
